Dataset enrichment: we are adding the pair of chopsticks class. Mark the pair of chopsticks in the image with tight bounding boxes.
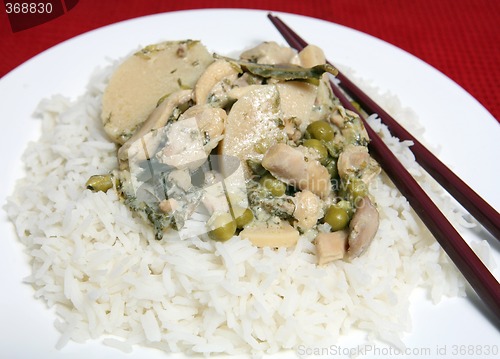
[267,14,500,322]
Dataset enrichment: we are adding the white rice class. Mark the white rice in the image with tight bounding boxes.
[4,61,481,357]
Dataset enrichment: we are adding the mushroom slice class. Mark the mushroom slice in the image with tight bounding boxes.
[239,220,299,248]
[261,143,331,198]
[117,90,193,169]
[194,59,240,105]
[347,197,379,258]
[101,40,213,144]
[337,144,381,183]
[315,230,348,265]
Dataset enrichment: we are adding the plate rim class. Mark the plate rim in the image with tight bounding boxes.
[1,8,499,359]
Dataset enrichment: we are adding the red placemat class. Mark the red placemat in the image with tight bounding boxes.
[1,0,499,121]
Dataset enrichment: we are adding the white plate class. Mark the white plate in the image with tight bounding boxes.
[1,9,499,359]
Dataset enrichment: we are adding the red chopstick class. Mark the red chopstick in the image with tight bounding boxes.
[268,13,500,322]
[268,14,500,241]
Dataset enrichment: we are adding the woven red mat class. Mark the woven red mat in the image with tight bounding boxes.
[1,0,498,121]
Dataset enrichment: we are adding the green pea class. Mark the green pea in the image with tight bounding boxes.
[325,159,339,178]
[306,121,334,141]
[347,178,368,206]
[260,174,287,197]
[254,141,270,154]
[324,205,350,231]
[246,159,267,175]
[324,140,342,158]
[303,139,328,164]
[86,174,113,192]
[336,199,353,218]
[234,207,254,229]
[208,213,237,241]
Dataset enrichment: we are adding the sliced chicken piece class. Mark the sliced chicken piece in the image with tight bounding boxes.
[293,190,324,230]
[123,101,226,173]
[202,184,231,216]
[240,41,297,64]
[166,169,192,192]
[239,220,299,248]
[219,85,286,178]
[102,40,213,144]
[261,143,331,198]
[315,230,348,265]
[159,198,179,214]
[155,117,207,171]
[177,104,227,153]
[194,59,240,105]
[347,197,379,258]
[330,106,370,145]
[337,144,381,183]
[117,90,193,169]
[282,117,299,140]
